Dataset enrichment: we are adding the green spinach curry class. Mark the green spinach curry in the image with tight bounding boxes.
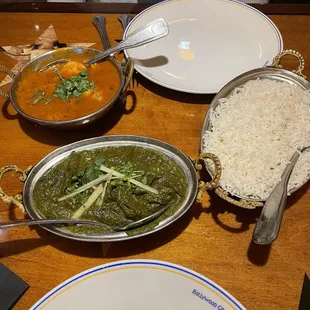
[33,146,188,236]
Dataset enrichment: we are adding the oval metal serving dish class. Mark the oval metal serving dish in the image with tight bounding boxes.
[18,135,198,242]
[200,50,310,209]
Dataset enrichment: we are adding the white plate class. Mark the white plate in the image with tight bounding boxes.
[124,0,283,94]
[31,259,246,310]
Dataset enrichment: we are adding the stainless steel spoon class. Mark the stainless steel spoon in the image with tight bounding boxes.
[0,218,111,229]
[39,18,169,72]
[252,150,303,245]
[0,204,170,232]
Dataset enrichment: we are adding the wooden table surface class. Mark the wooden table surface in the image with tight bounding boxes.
[0,10,309,310]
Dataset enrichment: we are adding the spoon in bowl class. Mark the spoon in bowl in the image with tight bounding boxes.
[39,18,169,72]
[0,204,171,232]
[252,148,308,245]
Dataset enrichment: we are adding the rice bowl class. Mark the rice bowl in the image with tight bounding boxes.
[200,54,310,207]
[202,78,310,201]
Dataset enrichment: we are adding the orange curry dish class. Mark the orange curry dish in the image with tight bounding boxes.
[15,55,121,121]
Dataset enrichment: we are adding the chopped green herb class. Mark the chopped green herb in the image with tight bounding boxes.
[142,175,148,184]
[100,165,159,195]
[31,95,44,104]
[94,158,106,167]
[45,98,52,104]
[65,158,106,192]
[29,88,45,98]
[53,70,95,100]
[29,89,45,104]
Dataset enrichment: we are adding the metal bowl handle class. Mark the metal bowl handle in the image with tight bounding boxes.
[269,49,306,79]
[0,165,32,213]
[121,57,134,93]
[0,65,15,99]
[214,187,263,209]
[195,153,264,209]
[195,153,221,200]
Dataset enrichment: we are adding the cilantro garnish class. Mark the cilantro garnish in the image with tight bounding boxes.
[54,70,95,100]
[29,88,45,104]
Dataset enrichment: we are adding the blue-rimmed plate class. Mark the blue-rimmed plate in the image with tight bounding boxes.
[31,259,246,309]
[124,0,283,94]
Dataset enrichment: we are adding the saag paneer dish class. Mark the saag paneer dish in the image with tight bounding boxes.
[32,146,188,236]
[15,54,120,121]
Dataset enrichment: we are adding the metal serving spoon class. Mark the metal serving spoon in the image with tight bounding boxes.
[252,149,305,245]
[0,204,171,232]
[39,18,169,72]
[92,15,111,51]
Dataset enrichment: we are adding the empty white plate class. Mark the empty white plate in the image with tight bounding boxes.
[124,0,282,94]
[31,259,246,309]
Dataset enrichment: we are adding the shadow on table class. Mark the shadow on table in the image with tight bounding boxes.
[198,183,310,265]
[134,73,215,105]
[247,242,272,266]
[0,213,104,258]
[203,191,262,233]
[2,93,137,147]
[0,208,102,258]
[202,192,270,265]
[0,236,104,259]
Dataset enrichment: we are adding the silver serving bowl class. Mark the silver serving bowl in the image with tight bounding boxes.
[0,47,133,130]
[200,50,310,209]
[1,135,199,242]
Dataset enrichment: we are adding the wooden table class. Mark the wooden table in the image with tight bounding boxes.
[0,8,309,310]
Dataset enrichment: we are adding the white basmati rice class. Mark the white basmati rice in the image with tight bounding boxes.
[202,78,310,200]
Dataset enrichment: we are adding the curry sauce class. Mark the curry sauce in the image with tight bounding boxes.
[15,55,121,121]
